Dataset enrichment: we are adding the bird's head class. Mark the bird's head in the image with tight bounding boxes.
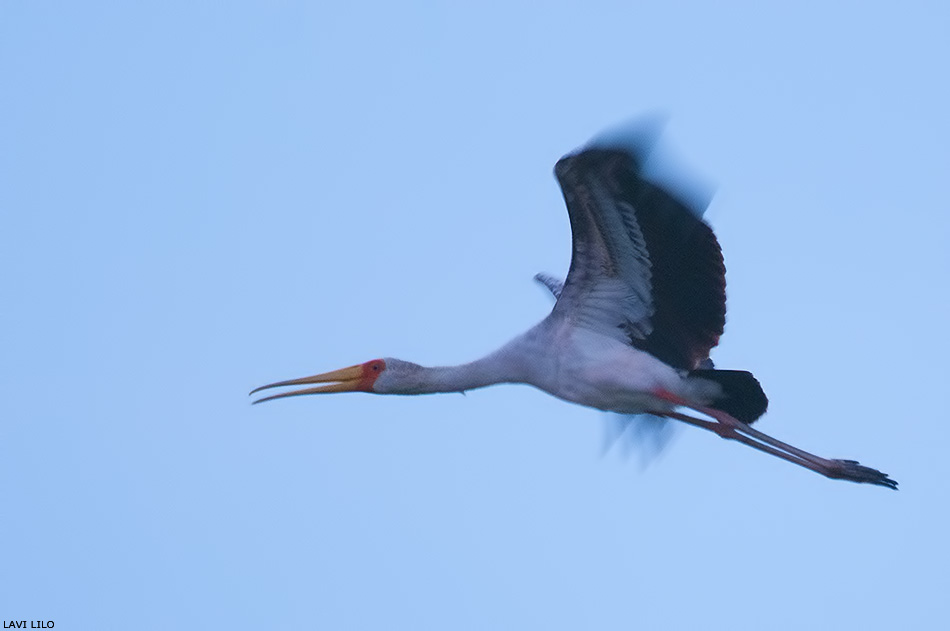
[250,357,422,403]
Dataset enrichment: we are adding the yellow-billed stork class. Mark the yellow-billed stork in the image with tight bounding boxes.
[251,123,896,489]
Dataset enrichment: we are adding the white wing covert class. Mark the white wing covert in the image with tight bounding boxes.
[552,147,726,371]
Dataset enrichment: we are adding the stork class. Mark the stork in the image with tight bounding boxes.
[251,124,896,489]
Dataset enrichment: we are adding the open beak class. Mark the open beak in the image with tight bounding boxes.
[250,364,366,404]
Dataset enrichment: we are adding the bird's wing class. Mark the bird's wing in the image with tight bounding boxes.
[602,412,678,465]
[533,272,564,299]
[552,146,725,370]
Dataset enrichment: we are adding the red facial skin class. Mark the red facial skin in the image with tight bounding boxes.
[359,359,386,391]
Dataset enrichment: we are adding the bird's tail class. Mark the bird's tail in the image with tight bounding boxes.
[688,369,768,424]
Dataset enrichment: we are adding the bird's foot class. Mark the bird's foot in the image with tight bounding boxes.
[824,459,898,490]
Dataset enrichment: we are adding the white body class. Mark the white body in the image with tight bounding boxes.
[377,315,718,415]
[513,319,685,413]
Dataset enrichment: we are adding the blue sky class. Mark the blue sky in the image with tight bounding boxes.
[3,2,948,629]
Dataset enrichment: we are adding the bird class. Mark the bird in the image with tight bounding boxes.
[251,121,897,489]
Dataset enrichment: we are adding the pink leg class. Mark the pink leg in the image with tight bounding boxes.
[649,392,897,489]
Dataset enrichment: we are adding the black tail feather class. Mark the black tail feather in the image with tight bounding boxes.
[689,369,768,424]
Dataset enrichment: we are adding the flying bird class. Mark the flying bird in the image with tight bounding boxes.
[252,123,896,489]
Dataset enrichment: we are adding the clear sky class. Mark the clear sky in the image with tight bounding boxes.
[3,2,949,629]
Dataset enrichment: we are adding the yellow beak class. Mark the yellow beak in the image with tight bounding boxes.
[250,364,366,404]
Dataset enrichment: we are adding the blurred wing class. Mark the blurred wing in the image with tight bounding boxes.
[553,147,725,370]
[602,413,678,466]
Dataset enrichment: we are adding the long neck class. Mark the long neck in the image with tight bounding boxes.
[411,344,530,394]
